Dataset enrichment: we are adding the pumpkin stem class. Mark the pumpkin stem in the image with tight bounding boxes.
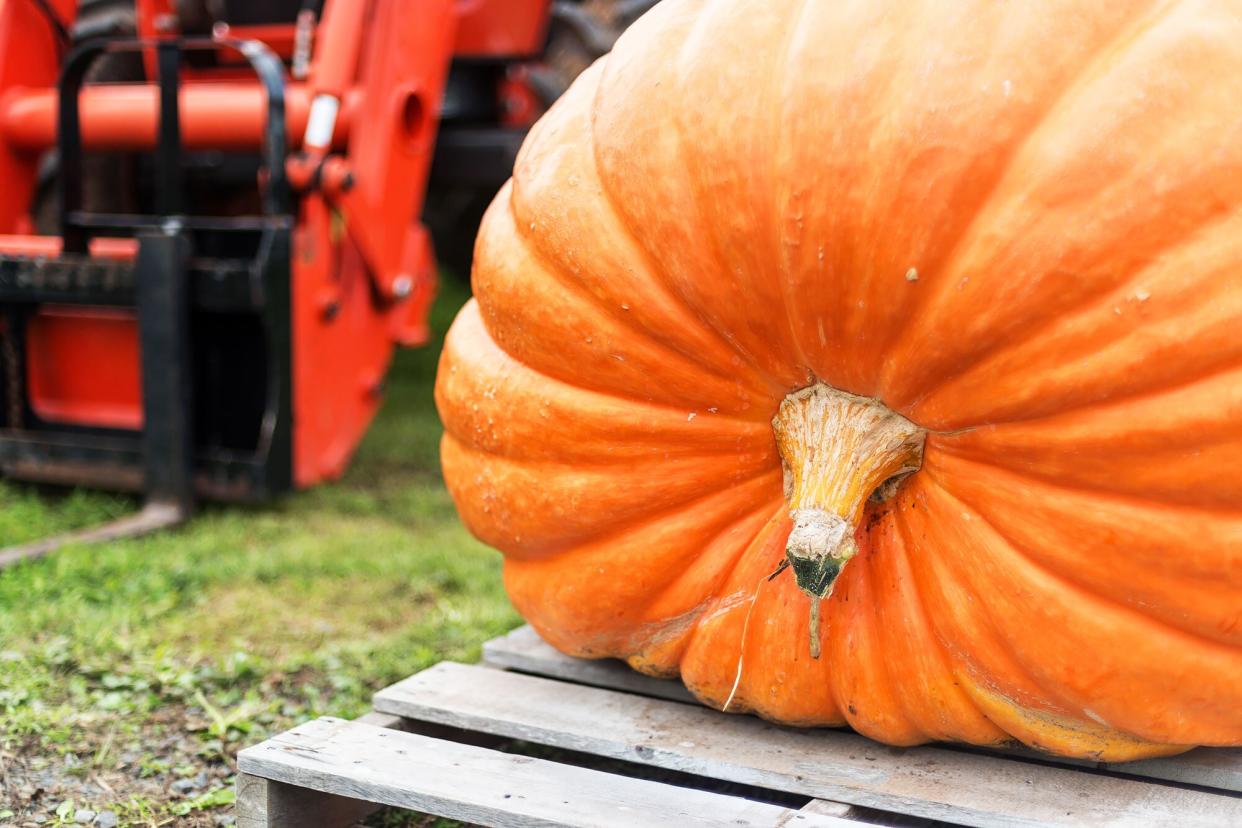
[809,596,822,659]
[772,383,925,654]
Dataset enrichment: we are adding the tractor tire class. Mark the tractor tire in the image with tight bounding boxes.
[73,0,139,43]
[430,0,656,283]
[423,186,496,284]
[529,0,659,108]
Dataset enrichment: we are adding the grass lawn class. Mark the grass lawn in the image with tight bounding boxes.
[0,280,520,826]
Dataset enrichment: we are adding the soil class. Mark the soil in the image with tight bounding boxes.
[1,705,233,827]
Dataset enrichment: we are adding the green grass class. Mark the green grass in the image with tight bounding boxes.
[0,279,520,825]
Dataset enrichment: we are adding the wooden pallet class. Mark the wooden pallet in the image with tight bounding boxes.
[236,625,1242,828]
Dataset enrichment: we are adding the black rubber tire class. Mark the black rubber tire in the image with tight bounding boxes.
[431,0,652,283]
[423,187,497,285]
[531,0,649,108]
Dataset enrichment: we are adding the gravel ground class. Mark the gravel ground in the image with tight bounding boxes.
[1,704,234,827]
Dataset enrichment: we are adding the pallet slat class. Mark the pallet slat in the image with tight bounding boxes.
[483,625,699,704]
[800,800,859,819]
[236,710,416,828]
[375,662,1242,828]
[237,716,852,828]
[1118,749,1242,793]
[484,625,1242,793]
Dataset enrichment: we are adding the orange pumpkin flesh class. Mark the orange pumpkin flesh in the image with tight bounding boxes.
[435,0,1242,760]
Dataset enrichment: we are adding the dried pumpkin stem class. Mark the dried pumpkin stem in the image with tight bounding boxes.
[808,597,822,659]
[773,383,925,655]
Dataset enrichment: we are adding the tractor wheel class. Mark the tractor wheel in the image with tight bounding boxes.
[429,0,657,283]
[423,186,496,284]
[73,0,139,43]
[528,0,659,107]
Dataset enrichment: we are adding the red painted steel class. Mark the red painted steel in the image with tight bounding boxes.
[2,84,348,151]
[133,1,298,77]
[0,0,74,233]
[26,308,143,430]
[0,235,138,259]
[0,0,556,492]
[134,0,550,59]
[286,0,456,484]
[499,65,543,127]
[455,0,552,56]
[326,0,454,307]
[290,197,397,485]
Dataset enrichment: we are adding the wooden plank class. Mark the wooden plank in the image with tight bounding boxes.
[1106,749,1242,793]
[375,662,1242,828]
[485,626,1242,793]
[357,710,410,730]
[483,625,698,704]
[799,800,858,819]
[958,743,1242,795]
[235,714,412,828]
[235,773,381,828]
[237,717,854,828]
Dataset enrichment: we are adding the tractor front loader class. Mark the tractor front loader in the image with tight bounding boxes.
[0,0,650,565]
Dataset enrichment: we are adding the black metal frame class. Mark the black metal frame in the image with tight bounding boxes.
[0,34,295,504]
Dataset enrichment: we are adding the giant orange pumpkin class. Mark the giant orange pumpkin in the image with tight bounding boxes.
[435,0,1242,760]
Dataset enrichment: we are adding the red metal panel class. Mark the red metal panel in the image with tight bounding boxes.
[454,0,551,57]
[26,308,143,430]
[288,0,458,486]
[0,0,76,232]
[134,0,296,55]
[291,197,395,486]
[0,235,138,259]
[330,0,453,306]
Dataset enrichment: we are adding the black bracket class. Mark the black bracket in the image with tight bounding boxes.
[57,33,290,252]
[42,33,293,510]
[135,223,193,515]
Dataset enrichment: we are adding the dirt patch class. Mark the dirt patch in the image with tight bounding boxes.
[1,704,234,827]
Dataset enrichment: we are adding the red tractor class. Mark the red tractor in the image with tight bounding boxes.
[0,0,651,560]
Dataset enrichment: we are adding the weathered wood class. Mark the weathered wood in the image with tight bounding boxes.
[235,713,411,827]
[482,624,698,704]
[356,710,409,730]
[1107,748,1242,793]
[374,662,1242,828]
[485,625,1242,794]
[954,743,1242,795]
[236,628,1242,827]
[800,800,858,819]
[235,773,381,828]
[237,716,854,828]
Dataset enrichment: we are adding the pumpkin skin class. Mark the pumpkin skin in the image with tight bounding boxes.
[435,0,1242,760]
